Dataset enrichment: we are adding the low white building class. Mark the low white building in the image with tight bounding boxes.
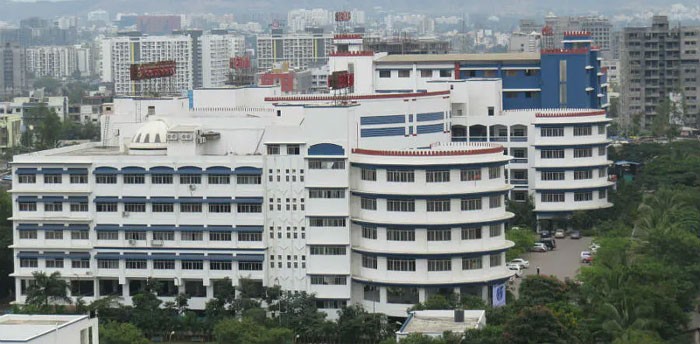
[0,314,98,344]
[396,310,486,341]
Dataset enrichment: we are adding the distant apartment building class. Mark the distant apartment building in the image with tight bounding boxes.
[136,15,182,35]
[257,62,311,95]
[0,43,26,100]
[25,46,78,79]
[536,15,612,58]
[620,16,700,128]
[256,32,334,71]
[363,36,450,55]
[508,32,541,53]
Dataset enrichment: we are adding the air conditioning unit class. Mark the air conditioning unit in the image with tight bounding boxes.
[122,211,129,217]
[128,239,137,246]
[189,184,197,191]
[196,137,206,144]
[166,132,179,142]
[151,239,164,247]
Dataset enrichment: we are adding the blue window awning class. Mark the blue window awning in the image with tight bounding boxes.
[178,225,206,232]
[149,197,176,204]
[122,197,147,203]
[94,196,119,203]
[66,168,88,175]
[122,254,148,260]
[67,196,88,203]
[15,168,37,175]
[149,166,174,174]
[122,225,148,232]
[40,168,63,174]
[67,224,89,231]
[205,166,232,174]
[95,253,121,260]
[234,166,262,175]
[93,167,118,175]
[205,197,232,204]
[94,224,120,231]
[150,254,177,260]
[178,254,205,261]
[233,197,263,204]
[177,166,202,174]
[43,252,67,259]
[41,224,66,231]
[150,225,175,231]
[207,254,235,261]
[40,196,65,203]
[67,252,90,259]
[17,251,40,259]
[234,226,264,232]
[235,254,264,262]
[16,196,38,202]
[121,166,146,174]
[17,223,39,231]
[178,197,204,204]
[207,225,234,232]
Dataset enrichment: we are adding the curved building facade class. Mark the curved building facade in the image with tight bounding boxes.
[348,143,515,317]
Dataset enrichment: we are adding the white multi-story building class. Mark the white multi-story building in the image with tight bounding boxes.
[256,33,334,72]
[100,35,193,96]
[199,34,230,88]
[25,46,79,79]
[11,84,521,317]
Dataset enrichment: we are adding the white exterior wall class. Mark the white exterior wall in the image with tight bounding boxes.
[0,315,98,344]
[200,35,230,88]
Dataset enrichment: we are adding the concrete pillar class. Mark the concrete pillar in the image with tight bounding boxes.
[418,287,427,303]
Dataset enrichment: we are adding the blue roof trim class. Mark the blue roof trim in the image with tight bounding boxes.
[15,168,37,175]
[351,218,508,229]
[535,164,609,171]
[93,166,118,175]
[350,161,505,170]
[92,252,264,261]
[360,115,405,126]
[361,127,405,138]
[177,166,202,174]
[234,166,263,175]
[353,276,512,288]
[205,166,232,174]
[350,190,508,200]
[416,112,444,122]
[352,247,509,259]
[417,123,444,134]
[534,121,609,127]
[149,166,175,173]
[66,168,88,175]
[536,185,611,193]
[94,247,265,252]
[535,143,608,149]
[308,143,346,156]
[121,166,146,174]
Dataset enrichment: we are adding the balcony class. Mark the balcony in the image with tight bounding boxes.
[489,136,508,142]
[510,136,528,142]
[510,179,529,185]
[510,158,528,164]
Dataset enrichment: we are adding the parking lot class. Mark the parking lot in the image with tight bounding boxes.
[511,236,593,295]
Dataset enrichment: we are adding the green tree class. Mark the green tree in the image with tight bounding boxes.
[33,76,61,95]
[213,318,293,344]
[517,275,569,307]
[24,271,71,310]
[502,306,573,344]
[336,304,391,343]
[99,321,149,344]
[505,227,536,261]
[506,196,536,229]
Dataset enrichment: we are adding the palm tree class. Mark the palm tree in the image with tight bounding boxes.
[634,189,699,238]
[25,271,71,309]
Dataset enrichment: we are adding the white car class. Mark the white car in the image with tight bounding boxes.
[509,258,530,269]
[554,229,566,238]
[507,263,523,277]
[589,243,600,253]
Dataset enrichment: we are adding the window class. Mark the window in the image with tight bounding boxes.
[489,167,501,179]
[398,70,410,78]
[45,258,64,268]
[20,258,38,268]
[379,70,391,78]
[180,203,202,213]
[123,174,144,184]
[511,148,527,158]
[238,203,262,213]
[542,171,565,181]
[599,167,607,178]
[309,217,346,227]
[19,202,37,211]
[124,203,146,212]
[574,148,593,158]
[45,230,63,240]
[19,230,37,239]
[125,232,146,240]
[98,259,119,269]
[462,257,482,270]
[180,174,201,184]
[210,232,231,241]
[97,231,118,240]
[153,231,174,241]
[310,275,348,285]
[72,259,90,269]
[308,159,345,169]
[461,168,481,181]
[308,188,345,198]
[387,258,416,271]
[461,198,482,211]
[361,168,376,181]
[151,174,173,184]
[267,145,280,155]
[44,174,62,184]
[237,175,261,184]
[574,170,593,180]
[426,170,450,183]
[387,170,414,182]
[541,127,564,137]
[71,231,89,240]
[96,174,116,184]
[287,145,300,155]
[44,202,63,212]
[490,254,502,267]
[541,193,565,202]
[489,224,502,237]
[208,175,230,184]
[70,202,88,212]
[427,229,451,241]
[18,175,36,183]
[210,261,232,270]
[573,126,592,136]
[599,189,607,199]
[239,262,263,270]
[310,246,347,255]
[574,192,593,202]
[96,202,117,212]
[386,228,415,241]
[427,199,451,212]
[181,231,203,241]
[420,69,432,78]
[360,197,377,210]
[154,260,175,270]
[209,204,231,213]
[387,286,419,304]
[387,199,415,212]
[598,124,606,134]
[70,174,88,184]
[152,203,174,212]
[489,195,501,208]
[362,226,377,239]
[598,146,607,156]
[238,232,262,241]
[462,227,481,240]
[428,259,452,271]
[182,261,204,270]
[541,149,565,159]
[439,70,452,78]
[362,255,377,269]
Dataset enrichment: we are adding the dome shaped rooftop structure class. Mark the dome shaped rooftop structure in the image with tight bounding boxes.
[129,119,168,154]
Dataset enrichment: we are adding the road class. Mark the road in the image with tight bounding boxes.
[511,236,593,295]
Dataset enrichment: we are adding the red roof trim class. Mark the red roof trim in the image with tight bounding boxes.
[351,147,504,157]
[535,110,606,118]
[265,90,450,102]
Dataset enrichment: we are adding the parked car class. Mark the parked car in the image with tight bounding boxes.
[531,243,547,252]
[582,255,593,264]
[509,258,530,269]
[580,251,592,263]
[589,243,600,253]
[570,231,582,239]
[0,175,11,182]
[507,263,523,277]
[539,231,552,239]
[554,229,566,238]
[539,238,557,250]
